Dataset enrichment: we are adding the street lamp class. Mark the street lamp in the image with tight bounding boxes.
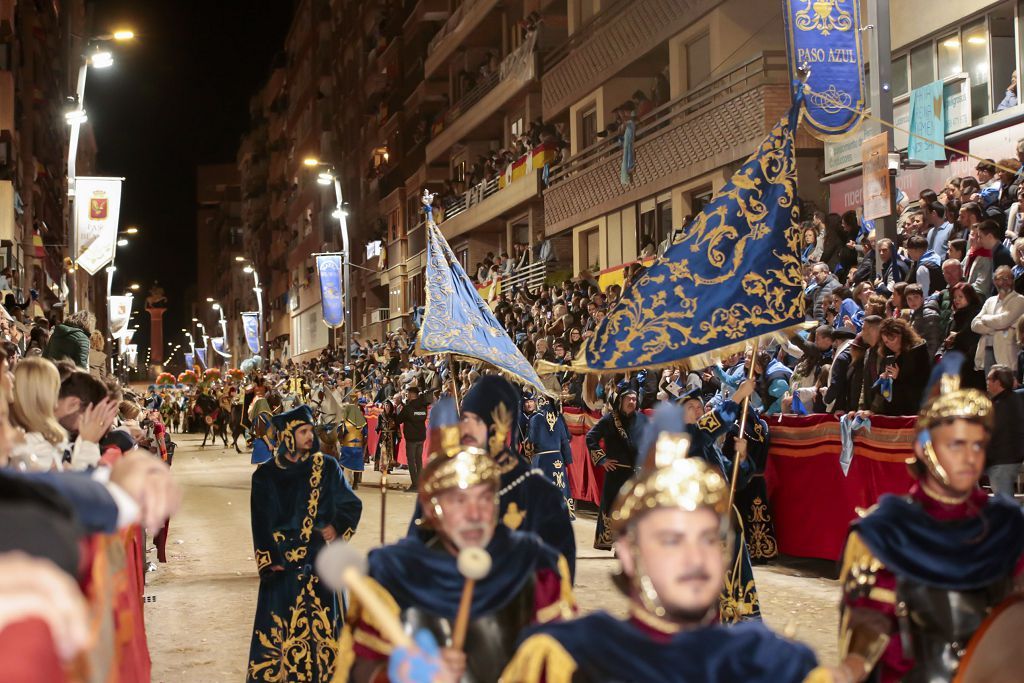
[124,226,139,234]
[307,160,352,366]
[129,283,140,291]
[211,301,228,342]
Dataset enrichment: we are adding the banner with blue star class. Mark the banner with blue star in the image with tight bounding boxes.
[416,215,551,396]
[582,100,806,372]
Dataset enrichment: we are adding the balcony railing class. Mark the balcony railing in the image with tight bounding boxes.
[441,177,500,222]
[491,259,554,294]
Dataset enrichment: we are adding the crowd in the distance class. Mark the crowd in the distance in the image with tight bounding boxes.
[0,302,181,676]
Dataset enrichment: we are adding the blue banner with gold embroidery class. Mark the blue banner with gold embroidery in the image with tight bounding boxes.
[784,0,864,139]
[583,101,805,372]
[241,312,260,355]
[417,217,551,396]
[315,253,344,328]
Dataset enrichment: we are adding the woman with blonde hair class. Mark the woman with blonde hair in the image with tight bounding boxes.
[88,329,107,376]
[9,357,68,470]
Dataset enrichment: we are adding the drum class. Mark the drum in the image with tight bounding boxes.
[953,594,1024,683]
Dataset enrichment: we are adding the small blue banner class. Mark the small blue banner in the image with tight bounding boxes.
[316,253,344,328]
[783,0,865,139]
[196,348,207,369]
[909,79,946,162]
[242,312,261,355]
[184,352,194,370]
[211,336,231,358]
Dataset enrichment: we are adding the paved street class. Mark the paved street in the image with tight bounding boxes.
[144,433,840,682]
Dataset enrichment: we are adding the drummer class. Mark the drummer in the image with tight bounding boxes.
[833,353,1024,683]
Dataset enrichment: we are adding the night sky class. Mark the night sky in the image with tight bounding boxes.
[87,0,294,360]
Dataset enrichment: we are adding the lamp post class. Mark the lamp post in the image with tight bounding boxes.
[242,263,264,358]
[66,30,134,313]
[304,157,351,366]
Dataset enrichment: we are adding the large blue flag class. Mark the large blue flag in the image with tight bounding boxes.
[417,213,550,396]
[583,101,805,371]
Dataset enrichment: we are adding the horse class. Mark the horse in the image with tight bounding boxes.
[229,401,246,453]
[193,393,229,448]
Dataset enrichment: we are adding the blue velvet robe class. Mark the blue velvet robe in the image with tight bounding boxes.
[526,406,575,519]
[508,612,817,682]
[688,400,760,622]
[246,452,362,683]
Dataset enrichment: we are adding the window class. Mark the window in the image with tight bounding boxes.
[453,160,466,184]
[510,117,524,141]
[580,106,598,150]
[910,43,934,89]
[964,19,991,118]
[685,33,712,90]
[581,227,600,271]
[989,4,1016,115]
[891,55,909,98]
[690,186,713,217]
[936,33,962,79]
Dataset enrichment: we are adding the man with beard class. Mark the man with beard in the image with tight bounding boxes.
[501,403,818,682]
[586,384,648,550]
[834,353,1024,683]
[246,405,363,683]
[408,375,576,580]
[336,398,575,683]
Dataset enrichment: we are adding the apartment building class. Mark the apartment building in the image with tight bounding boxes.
[0,0,94,319]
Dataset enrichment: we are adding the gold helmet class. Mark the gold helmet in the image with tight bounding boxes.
[914,353,993,486]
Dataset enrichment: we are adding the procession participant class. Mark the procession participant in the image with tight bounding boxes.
[396,384,431,492]
[834,352,1024,683]
[408,375,576,581]
[337,387,367,489]
[524,395,575,520]
[249,412,276,465]
[374,397,400,475]
[585,383,648,551]
[246,405,363,683]
[502,403,818,683]
[681,379,762,622]
[517,389,539,451]
[335,398,575,683]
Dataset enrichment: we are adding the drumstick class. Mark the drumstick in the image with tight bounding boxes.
[452,548,492,650]
[316,542,413,648]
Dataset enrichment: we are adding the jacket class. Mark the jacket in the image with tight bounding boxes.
[396,394,431,443]
[824,338,867,413]
[43,324,90,369]
[808,276,840,322]
[908,302,943,357]
[873,343,931,416]
[905,250,944,295]
[970,290,1024,372]
[986,390,1024,467]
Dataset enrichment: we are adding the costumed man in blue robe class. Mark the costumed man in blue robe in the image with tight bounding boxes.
[246,405,363,683]
[408,375,576,581]
[681,379,761,622]
[524,395,575,520]
[249,411,276,465]
[585,384,647,551]
[500,402,818,683]
[517,389,539,451]
[335,398,576,683]
[834,354,1024,683]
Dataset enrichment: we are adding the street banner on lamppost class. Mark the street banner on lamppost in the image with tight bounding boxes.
[315,253,344,328]
[783,0,865,139]
[184,352,194,370]
[241,312,260,355]
[211,337,231,358]
[108,294,133,338]
[861,133,892,220]
[74,177,124,275]
[196,348,207,369]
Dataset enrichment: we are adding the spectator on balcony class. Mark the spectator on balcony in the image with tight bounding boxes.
[997,70,1019,111]
[942,282,985,389]
[873,317,931,416]
[965,219,997,297]
[905,284,943,357]
[975,159,1002,208]
[633,90,653,118]
[971,266,1024,374]
[534,229,555,263]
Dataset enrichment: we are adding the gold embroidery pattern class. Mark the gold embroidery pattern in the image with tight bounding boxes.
[285,454,324,565]
[794,0,852,35]
[589,448,606,466]
[503,502,526,530]
[720,510,759,623]
[272,531,285,543]
[697,410,722,434]
[595,511,613,550]
[247,575,337,682]
[746,496,778,560]
[255,550,272,572]
[583,113,802,372]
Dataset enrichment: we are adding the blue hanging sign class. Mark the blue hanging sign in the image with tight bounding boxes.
[196,348,208,369]
[783,0,865,139]
[184,352,194,370]
[241,312,261,355]
[315,253,344,328]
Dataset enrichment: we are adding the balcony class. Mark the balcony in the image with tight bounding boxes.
[425,32,539,164]
[543,52,791,235]
[439,168,543,242]
[541,0,725,120]
[424,0,500,79]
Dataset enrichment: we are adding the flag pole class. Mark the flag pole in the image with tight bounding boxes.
[727,339,759,516]
[448,353,461,407]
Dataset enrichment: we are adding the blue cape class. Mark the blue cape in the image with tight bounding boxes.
[520,612,816,682]
[368,525,561,620]
[853,493,1024,590]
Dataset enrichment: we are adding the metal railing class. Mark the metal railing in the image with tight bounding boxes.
[441,176,500,222]
[545,51,787,190]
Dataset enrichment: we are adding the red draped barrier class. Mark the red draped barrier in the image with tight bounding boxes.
[562,407,605,505]
[365,413,429,466]
[764,414,916,562]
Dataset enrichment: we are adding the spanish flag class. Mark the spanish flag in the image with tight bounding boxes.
[32,229,45,258]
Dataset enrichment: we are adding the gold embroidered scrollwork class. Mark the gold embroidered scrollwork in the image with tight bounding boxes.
[746,496,778,560]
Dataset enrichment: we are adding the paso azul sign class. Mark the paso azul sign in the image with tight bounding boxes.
[783,0,865,139]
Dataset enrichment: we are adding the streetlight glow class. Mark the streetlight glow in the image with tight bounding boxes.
[303,157,320,167]
[234,255,247,262]
[206,297,214,302]
[212,303,221,310]
[129,283,140,291]
[112,29,135,41]
[117,238,129,246]
[90,49,114,69]
[317,171,334,185]
[65,109,88,125]
[243,266,254,274]
[124,226,139,234]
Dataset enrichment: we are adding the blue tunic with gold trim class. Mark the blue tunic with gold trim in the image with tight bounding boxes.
[526,403,575,520]
[585,409,648,551]
[246,452,363,683]
[688,400,761,622]
[503,611,817,682]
